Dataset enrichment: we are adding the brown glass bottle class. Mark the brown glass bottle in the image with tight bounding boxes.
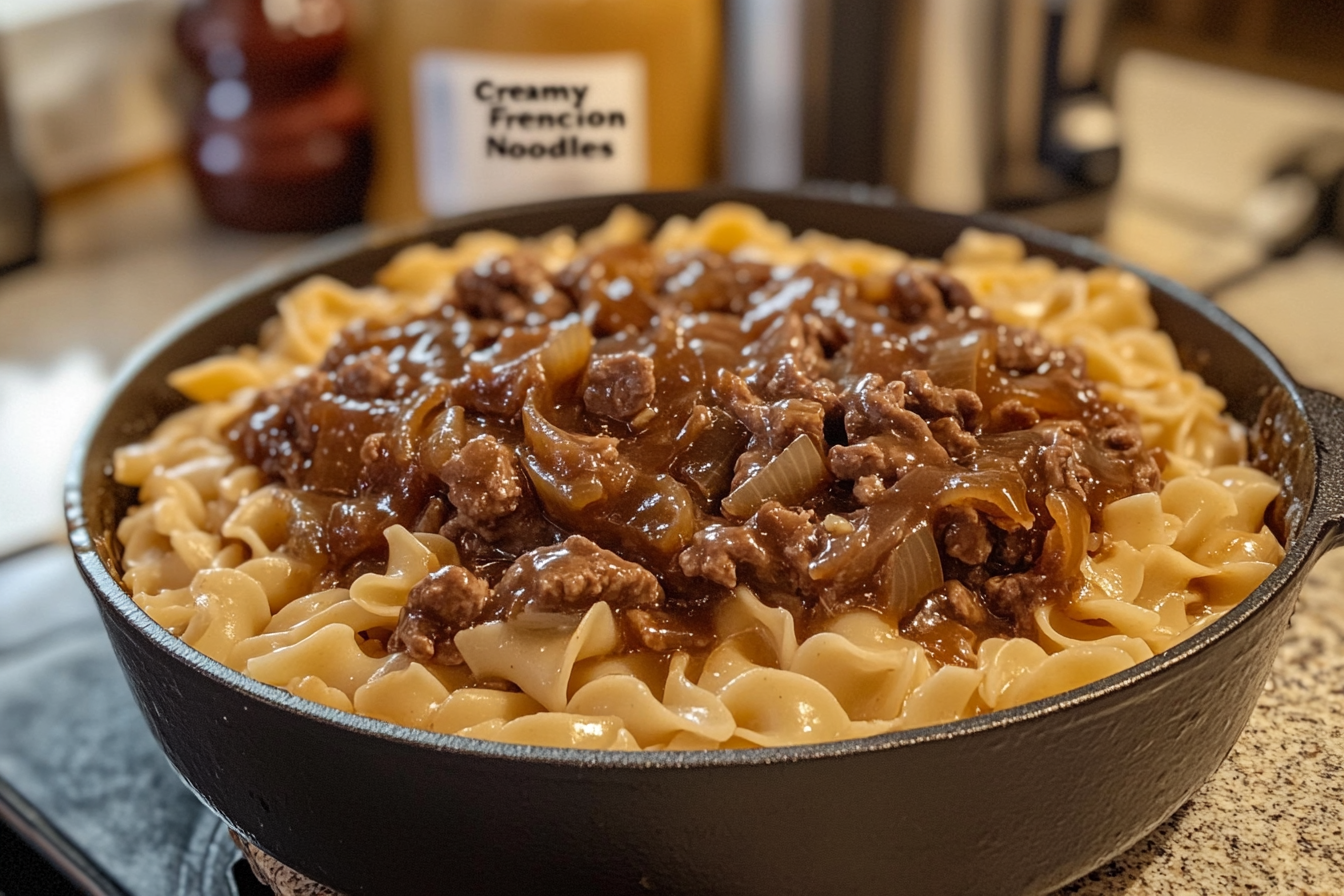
[177,0,373,231]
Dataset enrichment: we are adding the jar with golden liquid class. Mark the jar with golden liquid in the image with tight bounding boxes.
[362,0,721,222]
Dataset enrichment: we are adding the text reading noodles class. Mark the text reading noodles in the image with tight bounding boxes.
[475,78,627,160]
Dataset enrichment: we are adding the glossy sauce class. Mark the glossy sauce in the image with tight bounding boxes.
[228,243,1161,669]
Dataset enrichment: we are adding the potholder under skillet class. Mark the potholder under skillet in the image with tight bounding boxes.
[0,546,248,896]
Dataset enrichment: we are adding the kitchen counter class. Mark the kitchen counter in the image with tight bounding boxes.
[0,163,1341,896]
[1062,549,1344,894]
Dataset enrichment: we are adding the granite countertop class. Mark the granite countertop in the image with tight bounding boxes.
[1062,549,1344,894]
[0,164,1341,895]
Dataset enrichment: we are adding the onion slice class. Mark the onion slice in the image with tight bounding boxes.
[883,523,944,617]
[676,407,750,501]
[539,316,594,384]
[1042,490,1089,583]
[721,434,827,518]
[926,330,986,391]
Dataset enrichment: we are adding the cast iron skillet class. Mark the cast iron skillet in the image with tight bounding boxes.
[66,191,1344,896]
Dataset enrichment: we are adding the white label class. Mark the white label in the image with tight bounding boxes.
[414,51,649,216]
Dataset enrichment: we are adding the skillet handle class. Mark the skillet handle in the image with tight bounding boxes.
[1302,386,1344,553]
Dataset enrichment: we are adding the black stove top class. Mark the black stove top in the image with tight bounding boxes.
[0,546,270,896]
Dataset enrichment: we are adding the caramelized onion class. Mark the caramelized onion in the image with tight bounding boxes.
[1042,490,1088,583]
[419,405,467,474]
[721,434,827,519]
[937,470,1035,530]
[521,391,632,512]
[391,382,450,464]
[927,330,986,391]
[539,316,594,384]
[613,473,697,556]
[675,407,750,501]
[522,390,693,562]
[883,523,944,617]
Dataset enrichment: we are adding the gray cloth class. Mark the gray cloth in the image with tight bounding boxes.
[0,545,244,896]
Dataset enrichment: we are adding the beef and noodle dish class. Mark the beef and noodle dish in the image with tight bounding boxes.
[113,204,1284,750]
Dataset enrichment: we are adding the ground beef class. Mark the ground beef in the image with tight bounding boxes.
[992,527,1042,568]
[753,502,820,582]
[940,505,993,566]
[721,371,828,488]
[884,268,976,323]
[934,272,976,310]
[831,374,950,488]
[1038,424,1096,507]
[678,524,769,588]
[679,501,820,593]
[749,353,841,411]
[657,251,772,314]
[840,374,929,442]
[357,432,399,493]
[559,244,660,336]
[890,269,948,323]
[439,434,522,525]
[454,255,572,325]
[928,416,980,459]
[829,434,950,485]
[584,351,657,420]
[496,535,663,615]
[902,370,982,428]
[987,399,1041,432]
[740,262,857,333]
[984,572,1049,635]
[743,314,841,411]
[390,565,493,665]
[995,325,1085,377]
[333,349,396,400]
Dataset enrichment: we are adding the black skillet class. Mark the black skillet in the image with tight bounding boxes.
[66,191,1344,896]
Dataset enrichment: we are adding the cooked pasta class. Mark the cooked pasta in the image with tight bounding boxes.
[113,203,1284,750]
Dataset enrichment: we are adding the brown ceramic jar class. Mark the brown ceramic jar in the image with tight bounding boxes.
[177,0,372,231]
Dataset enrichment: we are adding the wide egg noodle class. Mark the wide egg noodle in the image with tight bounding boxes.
[454,602,621,712]
[286,675,354,713]
[348,525,457,621]
[456,713,640,751]
[890,665,984,731]
[179,567,271,666]
[788,632,926,723]
[246,622,387,698]
[109,205,1290,750]
[715,585,800,669]
[427,689,544,736]
[352,658,452,730]
[228,589,383,669]
[994,644,1137,711]
[566,653,736,747]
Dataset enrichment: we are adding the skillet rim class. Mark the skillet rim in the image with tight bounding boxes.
[64,187,1328,770]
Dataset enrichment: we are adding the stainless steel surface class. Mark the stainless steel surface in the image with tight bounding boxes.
[723,0,1120,216]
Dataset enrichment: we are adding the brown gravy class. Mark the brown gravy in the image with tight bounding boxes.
[227,243,1161,670]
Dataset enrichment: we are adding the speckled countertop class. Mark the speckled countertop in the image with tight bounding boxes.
[0,164,1341,895]
[1060,549,1344,895]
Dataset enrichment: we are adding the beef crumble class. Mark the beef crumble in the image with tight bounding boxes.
[584,351,657,420]
[228,243,1162,667]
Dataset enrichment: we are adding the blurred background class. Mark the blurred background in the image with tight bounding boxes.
[2,1,1344,893]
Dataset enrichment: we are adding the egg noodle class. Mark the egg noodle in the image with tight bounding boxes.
[113,204,1283,750]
